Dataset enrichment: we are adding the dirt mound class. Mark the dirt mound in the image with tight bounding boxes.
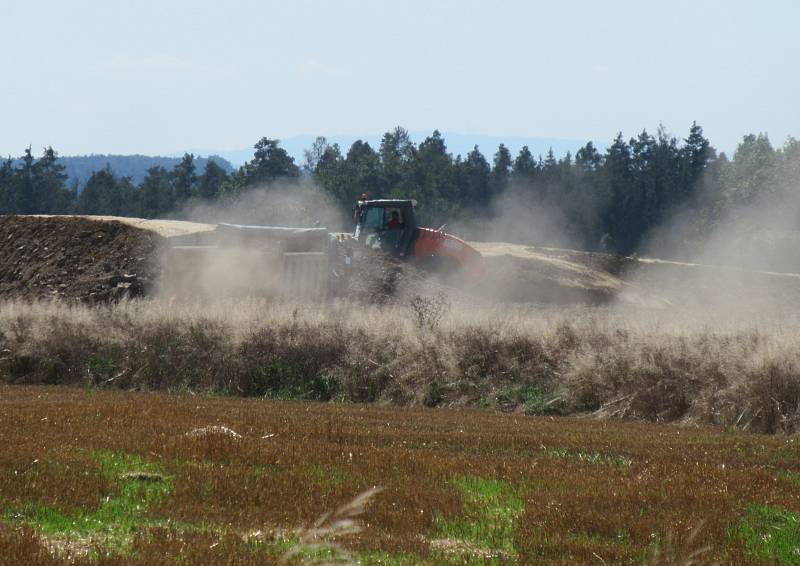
[0,215,162,302]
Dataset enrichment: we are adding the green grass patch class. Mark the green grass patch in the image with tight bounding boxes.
[779,470,800,488]
[2,451,172,553]
[433,475,523,561]
[735,504,800,564]
[490,385,563,416]
[301,463,348,490]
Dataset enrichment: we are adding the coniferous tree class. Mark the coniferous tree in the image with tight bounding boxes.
[0,158,16,214]
[575,142,603,171]
[240,138,300,188]
[415,130,458,222]
[682,122,714,190]
[342,140,382,204]
[138,166,172,218]
[512,145,538,179]
[728,133,776,204]
[16,148,36,214]
[171,153,197,206]
[602,134,634,252]
[490,143,512,198]
[460,145,491,210]
[197,160,228,201]
[313,143,348,203]
[77,168,121,215]
[302,136,331,175]
[32,147,71,213]
[379,127,416,194]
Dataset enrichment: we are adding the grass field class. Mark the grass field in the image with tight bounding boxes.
[1,385,799,564]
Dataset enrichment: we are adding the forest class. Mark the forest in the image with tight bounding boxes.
[1,124,798,260]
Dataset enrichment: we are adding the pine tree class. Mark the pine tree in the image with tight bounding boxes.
[77,168,121,215]
[32,147,71,213]
[314,143,347,203]
[0,158,13,214]
[602,133,634,252]
[415,130,457,222]
[303,137,330,174]
[343,141,382,204]
[460,146,491,210]
[512,145,538,179]
[138,166,172,218]
[171,153,197,206]
[242,138,300,187]
[575,142,603,171]
[490,143,512,198]
[197,160,228,200]
[16,148,36,214]
[378,127,417,200]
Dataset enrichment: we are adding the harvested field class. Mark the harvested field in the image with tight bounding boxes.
[1,385,799,564]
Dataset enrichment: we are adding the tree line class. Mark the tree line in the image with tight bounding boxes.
[1,125,798,257]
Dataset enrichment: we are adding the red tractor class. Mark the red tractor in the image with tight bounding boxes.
[162,196,484,300]
[352,197,484,279]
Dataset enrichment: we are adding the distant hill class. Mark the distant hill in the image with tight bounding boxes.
[51,154,234,189]
[187,132,604,167]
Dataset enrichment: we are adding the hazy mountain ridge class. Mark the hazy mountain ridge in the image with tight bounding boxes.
[44,154,234,189]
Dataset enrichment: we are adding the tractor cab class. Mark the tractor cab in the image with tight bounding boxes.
[353,198,418,257]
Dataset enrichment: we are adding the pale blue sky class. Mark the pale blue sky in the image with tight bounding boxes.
[1,0,798,158]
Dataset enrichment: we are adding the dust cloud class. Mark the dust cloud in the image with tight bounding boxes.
[616,163,800,319]
[455,181,581,250]
[448,181,614,306]
[155,179,348,300]
[180,179,348,230]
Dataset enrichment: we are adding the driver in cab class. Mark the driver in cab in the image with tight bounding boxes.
[385,210,402,230]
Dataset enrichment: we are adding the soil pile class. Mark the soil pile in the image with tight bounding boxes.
[0,215,162,302]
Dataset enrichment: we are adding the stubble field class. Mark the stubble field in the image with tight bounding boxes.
[1,385,800,565]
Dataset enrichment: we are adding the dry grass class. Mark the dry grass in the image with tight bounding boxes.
[1,299,800,433]
[0,386,798,563]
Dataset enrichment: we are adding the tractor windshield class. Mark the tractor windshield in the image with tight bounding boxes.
[353,201,416,256]
[363,207,384,231]
[354,205,384,241]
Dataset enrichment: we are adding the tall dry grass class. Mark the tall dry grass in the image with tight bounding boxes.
[1,298,799,433]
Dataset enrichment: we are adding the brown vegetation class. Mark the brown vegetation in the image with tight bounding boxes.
[2,300,800,434]
[0,385,798,563]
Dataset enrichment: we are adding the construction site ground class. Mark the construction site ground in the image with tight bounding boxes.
[1,214,799,311]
